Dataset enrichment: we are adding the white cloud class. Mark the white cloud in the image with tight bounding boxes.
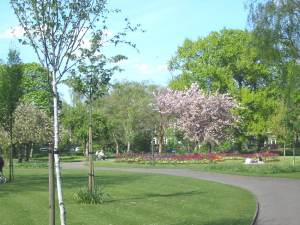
[134,63,152,74]
[134,63,168,75]
[156,64,168,73]
[0,26,24,39]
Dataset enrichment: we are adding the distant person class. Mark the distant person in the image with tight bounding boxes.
[96,150,106,160]
[0,155,4,175]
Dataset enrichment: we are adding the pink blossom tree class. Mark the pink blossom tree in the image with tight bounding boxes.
[154,83,238,152]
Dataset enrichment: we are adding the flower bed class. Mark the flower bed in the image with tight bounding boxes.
[115,151,279,164]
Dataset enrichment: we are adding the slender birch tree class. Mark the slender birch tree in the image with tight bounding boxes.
[10,1,140,224]
[67,49,126,192]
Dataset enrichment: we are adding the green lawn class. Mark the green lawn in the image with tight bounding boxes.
[94,156,300,179]
[32,155,86,162]
[0,168,255,225]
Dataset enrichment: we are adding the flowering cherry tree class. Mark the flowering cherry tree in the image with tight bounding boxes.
[154,84,238,151]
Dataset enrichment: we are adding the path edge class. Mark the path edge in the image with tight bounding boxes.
[251,196,259,225]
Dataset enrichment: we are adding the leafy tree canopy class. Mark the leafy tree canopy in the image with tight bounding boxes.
[169,29,271,94]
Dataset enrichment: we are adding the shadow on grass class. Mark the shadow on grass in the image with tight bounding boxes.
[63,173,144,189]
[0,172,144,194]
[170,217,251,225]
[107,190,203,203]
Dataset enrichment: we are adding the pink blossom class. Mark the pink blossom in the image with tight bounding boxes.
[154,83,238,143]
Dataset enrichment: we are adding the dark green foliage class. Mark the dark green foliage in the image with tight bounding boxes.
[248,0,300,61]
[248,0,300,146]
[168,29,278,150]
[99,81,158,152]
[0,49,23,132]
[169,29,271,93]
[60,102,109,152]
[21,63,52,114]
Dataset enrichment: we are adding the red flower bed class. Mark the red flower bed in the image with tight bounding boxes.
[116,151,279,164]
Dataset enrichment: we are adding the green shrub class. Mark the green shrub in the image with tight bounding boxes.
[73,186,111,204]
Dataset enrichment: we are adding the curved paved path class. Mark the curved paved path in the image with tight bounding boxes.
[64,162,300,225]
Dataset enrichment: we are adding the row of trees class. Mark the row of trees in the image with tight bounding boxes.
[0,50,52,180]
[161,0,299,153]
[9,0,142,223]
[61,81,157,154]
[3,0,299,159]
[1,1,299,224]
[61,1,299,155]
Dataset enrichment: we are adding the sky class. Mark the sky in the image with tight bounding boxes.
[0,0,249,102]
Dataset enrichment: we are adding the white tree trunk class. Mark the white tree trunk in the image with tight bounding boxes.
[30,142,34,159]
[112,133,119,155]
[52,76,66,225]
[127,141,131,153]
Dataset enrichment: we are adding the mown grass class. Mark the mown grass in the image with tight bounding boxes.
[0,168,255,225]
[32,155,86,162]
[11,155,86,169]
[94,156,300,179]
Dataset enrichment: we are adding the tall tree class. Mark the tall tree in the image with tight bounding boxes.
[66,46,125,192]
[61,102,89,154]
[13,102,52,162]
[0,49,23,182]
[155,84,238,152]
[248,0,300,61]
[248,0,300,152]
[168,29,278,149]
[169,29,271,93]
[11,1,140,223]
[100,82,156,153]
[153,87,174,154]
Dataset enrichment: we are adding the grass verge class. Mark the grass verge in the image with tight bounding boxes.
[94,156,300,179]
[0,168,255,225]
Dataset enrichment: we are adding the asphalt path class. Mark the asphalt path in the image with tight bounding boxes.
[63,162,300,225]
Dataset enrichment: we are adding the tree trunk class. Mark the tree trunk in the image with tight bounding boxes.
[127,141,131,153]
[29,142,34,160]
[52,74,66,225]
[158,114,164,154]
[49,146,55,225]
[113,134,119,155]
[88,101,94,193]
[208,142,212,153]
[23,144,27,162]
[158,139,163,155]
[9,124,14,182]
[18,144,23,163]
[19,144,26,163]
[85,140,89,157]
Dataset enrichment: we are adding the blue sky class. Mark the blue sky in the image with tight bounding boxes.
[0,0,249,102]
